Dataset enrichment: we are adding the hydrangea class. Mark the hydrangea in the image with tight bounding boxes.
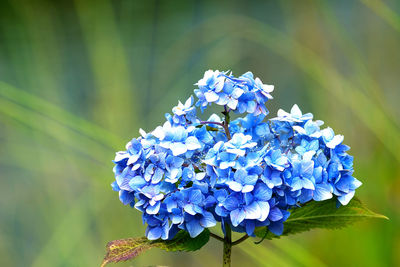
[194,70,274,115]
[111,70,361,241]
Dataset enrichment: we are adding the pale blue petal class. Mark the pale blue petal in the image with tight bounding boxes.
[302,178,315,190]
[204,91,219,102]
[327,135,344,149]
[151,168,164,184]
[170,143,187,156]
[129,176,146,190]
[184,204,197,215]
[338,190,355,205]
[146,202,161,215]
[147,227,162,240]
[230,208,246,227]
[200,211,217,228]
[313,184,333,201]
[291,177,303,191]
[244,201,262,220]
[227,98,238,110]
[246,174,259,186]
[257,201,270,221]
[301,161,314,178]
[185,136,202,150]
[227,181,243,192]
[242,185,254,193]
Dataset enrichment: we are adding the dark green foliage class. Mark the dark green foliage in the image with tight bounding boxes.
[254,197,388,241]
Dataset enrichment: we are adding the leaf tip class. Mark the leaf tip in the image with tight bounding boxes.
[376,214,389,220]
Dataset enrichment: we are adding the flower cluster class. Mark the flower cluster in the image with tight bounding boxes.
[112,70,361,240]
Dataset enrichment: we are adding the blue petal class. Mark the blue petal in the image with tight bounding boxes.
[200,211,217,228]
[313,184,333,201]
[230,208,246,227]
[151,168,164,184]
[129,176,146,190]
[257,201,270,221]
[291,177,303,191]
[242,184,255,193]
[111,181,120,192]
[268,221,284,236]
[184,203,197,215]
[186,219,204,238]
[161,222,169,240]
[204,91,219,102]
[247,101,256,113]
[233,168,247,182]
[302,178,315,190]
[185,95,194,107]
[268,207,283,222]
[170,143,187,156]
[189,189,203,204]
[231,87,244,98]
[254,183,272,200]
[224,195,239,210]
[245,220,255,236]
[147,226,162,240]
[119,190,135,205]
[227,181,243,192]
[186,136,202,150]
[244,201,262,220]
[338,190,355,205]
[301,160,314,178]
[327,135,344,149]
[146,202,161,215]
[246,174,259,186]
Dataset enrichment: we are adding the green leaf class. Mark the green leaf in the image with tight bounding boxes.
[101,229,210,267]
[254,197,388,241]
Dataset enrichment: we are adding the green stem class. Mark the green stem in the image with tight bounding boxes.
[232,234,249,246]
[223,224,232,267]
[222,106,231,140]
[210,232,225,243]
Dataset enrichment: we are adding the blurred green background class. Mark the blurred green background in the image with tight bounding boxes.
[0,0,399,266]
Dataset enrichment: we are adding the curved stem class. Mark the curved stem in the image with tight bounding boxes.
[200,121,224,127]
[210,232,225,243]
[232,234,249,246]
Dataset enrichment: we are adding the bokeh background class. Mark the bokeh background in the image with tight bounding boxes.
[0,0,399,266]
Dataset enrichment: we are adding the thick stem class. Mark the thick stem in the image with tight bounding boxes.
[222,106,232,140]
[223,224,232,267]
[222,107,232,267]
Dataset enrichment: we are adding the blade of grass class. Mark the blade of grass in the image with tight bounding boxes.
[73,0,138,134]
[0,97,112,165]
[360,0,400,33]
[0,82,123,148]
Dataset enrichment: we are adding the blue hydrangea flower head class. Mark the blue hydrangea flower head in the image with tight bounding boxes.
[111,70,361,240]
